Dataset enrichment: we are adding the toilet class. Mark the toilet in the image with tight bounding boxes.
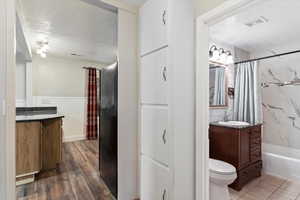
[209,159,237,200]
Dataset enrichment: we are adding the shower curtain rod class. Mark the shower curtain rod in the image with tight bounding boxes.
[235,49,300,65]
[82,67,102,71]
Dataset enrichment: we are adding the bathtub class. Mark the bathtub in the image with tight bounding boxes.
[262,143,300,181]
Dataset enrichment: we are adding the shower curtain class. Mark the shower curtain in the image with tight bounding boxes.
[213,68,225,105]
[233,61,262,124]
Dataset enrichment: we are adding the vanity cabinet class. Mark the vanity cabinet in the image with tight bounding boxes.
[209,124,262,191]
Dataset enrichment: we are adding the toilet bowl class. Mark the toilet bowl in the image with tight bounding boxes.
[209,159,237,200]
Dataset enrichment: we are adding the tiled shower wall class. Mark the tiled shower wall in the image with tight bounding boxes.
[260,53,300,149]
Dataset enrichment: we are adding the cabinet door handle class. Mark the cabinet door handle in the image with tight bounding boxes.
[162,189,167,200]
[162,129,167,144]
[162,66,167,81]
[162,10,166,25]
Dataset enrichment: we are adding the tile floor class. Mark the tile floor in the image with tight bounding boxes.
[230,174,300,200]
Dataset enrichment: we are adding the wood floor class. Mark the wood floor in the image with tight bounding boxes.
[16,140,115,200]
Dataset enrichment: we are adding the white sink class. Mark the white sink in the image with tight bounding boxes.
[218,121,250,126]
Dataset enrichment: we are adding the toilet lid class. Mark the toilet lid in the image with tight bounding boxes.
[209,159,236,175]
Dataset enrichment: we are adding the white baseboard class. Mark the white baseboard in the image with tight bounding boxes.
[63,135,86,143]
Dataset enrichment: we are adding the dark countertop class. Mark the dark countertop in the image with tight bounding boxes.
[210,121,263,129]
[16,113,65,122]
[16,107,64,122]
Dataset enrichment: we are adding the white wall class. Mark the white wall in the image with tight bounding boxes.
[32,54,105,97]
[170,1,195,199]
[118,9,139,200]
[16,60,26,101]
[195,0,226,17]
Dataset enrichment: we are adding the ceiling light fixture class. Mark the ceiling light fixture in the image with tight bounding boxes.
[209,45,234,65]
[36,41,49,58]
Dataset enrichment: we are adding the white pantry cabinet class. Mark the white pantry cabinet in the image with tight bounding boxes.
[141,106,169,166]
[140,48,168,105]
[141,156,169,200]
[139,0,168,55]
[139,0,195,199]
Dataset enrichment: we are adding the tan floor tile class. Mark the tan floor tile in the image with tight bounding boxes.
[238,193,268,200]
[279,180,300,196]
[244,187,275,200]
[260,174,286,187]
[230,188,246,200]
[229,174,300,200]
[267,189,298,200]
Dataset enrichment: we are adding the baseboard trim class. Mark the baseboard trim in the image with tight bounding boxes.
[63,135,86,143]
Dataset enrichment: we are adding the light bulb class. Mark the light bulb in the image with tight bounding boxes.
[41,44,49,51]
[226,55,234,64]
[40,52,47,58]
[219,52,227,63]
[36,49,42,55]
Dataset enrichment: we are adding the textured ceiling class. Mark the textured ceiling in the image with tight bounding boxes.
[210,0,300,55]
[22,0,118,63]
[120,0,147,6]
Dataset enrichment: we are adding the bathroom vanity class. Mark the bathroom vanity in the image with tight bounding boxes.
[209,122,262,191]
[16,107,64,185]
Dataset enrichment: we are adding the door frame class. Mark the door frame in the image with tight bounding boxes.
[0,0,16,199]
[1,0,139,199]
[195,0,263,199]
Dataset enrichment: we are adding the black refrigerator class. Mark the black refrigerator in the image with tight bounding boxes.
[99,63,118,197]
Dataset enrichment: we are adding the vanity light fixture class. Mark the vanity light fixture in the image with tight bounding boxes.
[36,41,49,58]
[209,45,234,65]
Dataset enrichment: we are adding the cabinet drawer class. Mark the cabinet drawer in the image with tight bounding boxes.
[141,106,169,166]
[141,48,168,105]
[139,0,168,55]
[141,156,169,200]
[250,149,261,162]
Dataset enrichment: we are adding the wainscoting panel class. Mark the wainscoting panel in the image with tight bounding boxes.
[33,96,87,142]
[16,99,26,107]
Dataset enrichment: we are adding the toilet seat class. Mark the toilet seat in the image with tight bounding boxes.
[209,159,236,175]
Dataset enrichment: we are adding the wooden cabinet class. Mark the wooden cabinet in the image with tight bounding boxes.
[141,106,169,166]
[139,0,168,55]
[16,118,63,182]
[140,47,168,105]
[41,118,63,171]
[209,124,262,191]
[141,156,169,200]
[16,122,41,176]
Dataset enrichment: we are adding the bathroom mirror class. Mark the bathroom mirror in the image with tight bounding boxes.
[209,64,228,108]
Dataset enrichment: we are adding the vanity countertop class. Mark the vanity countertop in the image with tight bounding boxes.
[210,122,263,129]
[16,113,65,122]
